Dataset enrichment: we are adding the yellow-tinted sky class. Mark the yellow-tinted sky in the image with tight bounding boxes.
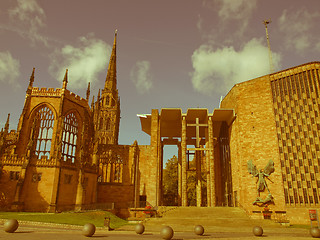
[1,0,320,160]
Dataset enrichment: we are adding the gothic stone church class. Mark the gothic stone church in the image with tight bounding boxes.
[1,32,320,224]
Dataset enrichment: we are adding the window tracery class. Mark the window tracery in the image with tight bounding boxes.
[98,151,123,183]
[61,112,78,163]
[34,106,54,159]
[113,154,123,183]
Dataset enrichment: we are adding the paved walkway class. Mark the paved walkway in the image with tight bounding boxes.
[0,221,315,240]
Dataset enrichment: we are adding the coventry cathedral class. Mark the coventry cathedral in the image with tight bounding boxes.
[1,31,320,224]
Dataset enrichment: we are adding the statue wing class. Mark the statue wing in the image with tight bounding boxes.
[247,160,258,176]
[264,160,275,175]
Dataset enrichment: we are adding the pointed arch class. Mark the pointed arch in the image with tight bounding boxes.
[33,105,55,159]
[61,111,79,163]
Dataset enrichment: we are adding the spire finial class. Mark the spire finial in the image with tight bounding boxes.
[29,68,35,87]
[62,69,68,89]
[104,31,117,90]
[86,82,91,101]
[97,89,100,100]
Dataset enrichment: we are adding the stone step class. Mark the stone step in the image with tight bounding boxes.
[139,207,281,232]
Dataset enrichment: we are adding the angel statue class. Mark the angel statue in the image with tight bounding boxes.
[247,160,275,205]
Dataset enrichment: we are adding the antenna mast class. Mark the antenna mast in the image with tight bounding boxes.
[263,19,274,73]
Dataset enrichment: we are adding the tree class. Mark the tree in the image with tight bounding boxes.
[163,155,178,206]
[162,155,207,206]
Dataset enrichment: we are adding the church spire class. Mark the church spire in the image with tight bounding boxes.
[104,30,117,90]
[62,69,68,89]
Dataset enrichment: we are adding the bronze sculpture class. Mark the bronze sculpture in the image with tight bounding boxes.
[247,160,275,205]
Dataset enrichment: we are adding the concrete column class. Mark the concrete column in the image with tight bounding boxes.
[205,132,211,207]
[195,118,202,207]
[159,143,163,206]
[178,143,182,206]
[208,117,216,206]
[150,109,160,207]
[196,150,202,207]
[181,116,187,206]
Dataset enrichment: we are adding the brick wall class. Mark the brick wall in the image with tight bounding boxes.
[221,76,286,215]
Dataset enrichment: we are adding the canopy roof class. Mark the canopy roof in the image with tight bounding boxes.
[137,108,235,138]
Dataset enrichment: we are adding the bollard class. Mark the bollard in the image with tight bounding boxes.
[252,226,263,236]
[135,223,145,234]
[160,226,174,240]
[3,219,19,233]
[82,223,96,237]
[194,225,204,235]
[310,227,320,238]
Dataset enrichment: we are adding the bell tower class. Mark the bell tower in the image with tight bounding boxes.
[95,30,120,145]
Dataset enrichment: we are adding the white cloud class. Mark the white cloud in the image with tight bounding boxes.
[8,0,48,46]
[49,34,111,89]
[0,51,20,88]
[316,42,320,52]
[130,61,153,94]
[196,14,203,32]
[278,8,320,53]
[190,38,281,95]
[218,0,257,36]
[200,0,257,40]
[217,0,257,20]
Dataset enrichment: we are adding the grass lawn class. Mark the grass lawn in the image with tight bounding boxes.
[0,211,128,228]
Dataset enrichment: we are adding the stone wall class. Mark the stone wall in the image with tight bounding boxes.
[136,145,155,206]
[221,75,286,215]
[21,166,57,211]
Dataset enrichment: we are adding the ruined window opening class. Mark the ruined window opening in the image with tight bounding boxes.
[98,151,123,183]
[62,112,78,163]
[34,106,54,159]
[113,154,123,183]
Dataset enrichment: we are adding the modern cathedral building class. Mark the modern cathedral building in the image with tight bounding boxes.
[0,31,319,224]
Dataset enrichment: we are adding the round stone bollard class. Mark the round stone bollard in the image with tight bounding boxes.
[160,226,174,240]
[310,227,320,238]
[3,219,19,233]
[82,223,96,237]
[135,223,145,234]
[252,226,263,236]
[194,225,204,235]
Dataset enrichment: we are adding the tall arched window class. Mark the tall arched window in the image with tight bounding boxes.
[61,112,78,163]
[34,106,55,159]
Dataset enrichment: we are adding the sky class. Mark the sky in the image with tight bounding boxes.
[1,0,320,161]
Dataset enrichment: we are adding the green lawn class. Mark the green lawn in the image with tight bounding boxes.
[0,211,128,228]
